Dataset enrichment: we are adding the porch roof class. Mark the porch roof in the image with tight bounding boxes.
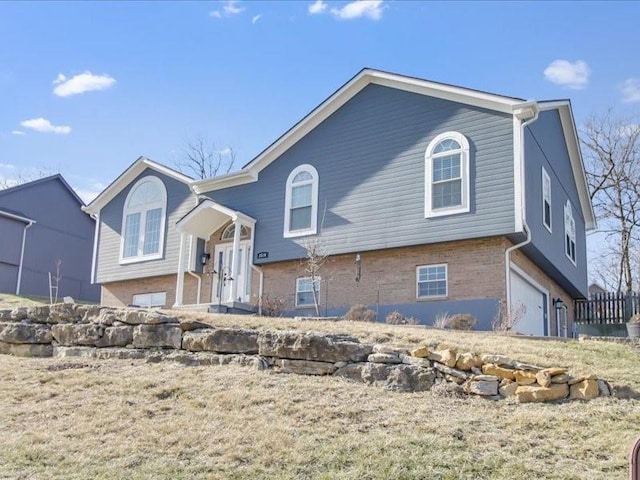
[176,199,256,238]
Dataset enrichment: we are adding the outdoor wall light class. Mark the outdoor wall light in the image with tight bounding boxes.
[553,298,566,309]
[355,253,362,282]
[200,252,211,266]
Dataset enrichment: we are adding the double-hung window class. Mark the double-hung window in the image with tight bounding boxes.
[296,277,320,307]
[416,264,448,299]
[564,200,576,264]
[284,164,318,237]
[542,167,552,232]
[425,132,470,218]
[120,176,167,263]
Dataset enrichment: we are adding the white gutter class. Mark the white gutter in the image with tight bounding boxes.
[505,104,540,318]
[16,220,35,295]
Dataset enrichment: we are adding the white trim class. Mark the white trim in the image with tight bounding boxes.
[283,164,319,238]
[416,263,448,299]
[119,175,167,265]
[0,210,35,224]
[212,239,252,303]
[176,199,256,234]
[132,291,167,308]
[542,167,552,233]
[84,156,192,214]
[221,223,250,241]
[15,220,35,295]
[510,263,551,336]
[424,132,470,218]
[295,276,321,308]
[192,170,257,195]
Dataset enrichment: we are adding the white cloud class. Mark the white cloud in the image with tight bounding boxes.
[20,118,71,135]
[309,0,328,14]
[53,71,116,97]
[621,78,640,103]
[252,14,262,24]
[0,163,16,169]
[210,0,245,18]
[330,0,384,20]
[543,59,590,89]
[11,130,25,135]
[218,147,233,156]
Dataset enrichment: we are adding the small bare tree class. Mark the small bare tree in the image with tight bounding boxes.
[0,167,54,190]
[581,111,640,293]
[49,259,62,304]
[300,206,328,316]
[174,134,236,180]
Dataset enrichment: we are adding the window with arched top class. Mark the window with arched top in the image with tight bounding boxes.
[120,176,167,263]
[220,223,250,241]
[284,164,319,237]
[424,131,470,218]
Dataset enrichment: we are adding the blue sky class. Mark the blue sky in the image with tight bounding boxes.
[1,0,639,204]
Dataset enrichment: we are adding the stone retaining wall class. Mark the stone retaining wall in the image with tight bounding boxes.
[0,304,618,403]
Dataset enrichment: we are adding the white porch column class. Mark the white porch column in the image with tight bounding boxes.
[173,232,186,307]
[228,218,241,303]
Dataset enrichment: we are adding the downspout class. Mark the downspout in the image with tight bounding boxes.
[186,235,202,305]
[16,220,35,295]
[505,105,539,318]
[89,213,99,284]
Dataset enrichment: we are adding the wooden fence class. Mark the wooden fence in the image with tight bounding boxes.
[575,292,640,324]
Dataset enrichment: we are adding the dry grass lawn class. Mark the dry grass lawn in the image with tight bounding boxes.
[0,299,639,478]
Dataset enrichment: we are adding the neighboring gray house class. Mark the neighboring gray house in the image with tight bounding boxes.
[0,175,100,302]
[86,69,595,336]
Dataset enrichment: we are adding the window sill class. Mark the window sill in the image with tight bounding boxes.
[284,228,317,239]
[119,253,163,265]
[416,295,448,302]
[425,206,469,218]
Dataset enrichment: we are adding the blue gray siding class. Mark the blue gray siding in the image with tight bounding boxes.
[523,109,588,297]
[0,215,25,293]
[96,169,195,283]
[0,178,99,301]
[207,84,515,264]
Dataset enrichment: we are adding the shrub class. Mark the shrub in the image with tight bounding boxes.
[256,295,286,317]
[385,310,419,325]
[343,304,376,322]
[447,313,477,330]
[491,301,525,332]
[432,312,451,329]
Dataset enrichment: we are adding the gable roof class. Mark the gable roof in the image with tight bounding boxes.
[84,156,193,214]
[0,174,85,207]
[538,100,596,230]
[192,68,531,194]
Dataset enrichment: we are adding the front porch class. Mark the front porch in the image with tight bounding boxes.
[173,199,260,313]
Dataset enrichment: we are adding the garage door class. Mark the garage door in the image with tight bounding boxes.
[510,271,547,336]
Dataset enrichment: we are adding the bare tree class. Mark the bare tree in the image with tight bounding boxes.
[0,167,54,190]
[581,111,640,292]
[300,206,328,316]
[174,134,236,180]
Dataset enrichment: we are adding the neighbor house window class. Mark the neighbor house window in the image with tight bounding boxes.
[284,164,319,238]
[132,292,166,308]
[416,264,448,298]
[296,277,320,307]
[425,132,470,218]
[120,176,167,263]
[542,167,552,232]
[564,200,576,264]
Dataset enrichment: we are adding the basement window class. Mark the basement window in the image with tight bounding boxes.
[132,292,166,308]
[296,277,320,307]
[416,264,448,298]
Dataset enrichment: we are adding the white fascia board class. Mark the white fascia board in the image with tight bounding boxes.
[553,105,597,231]
[84,157,193,214]
[191,170,258,194]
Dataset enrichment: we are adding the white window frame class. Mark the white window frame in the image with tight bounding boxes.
[132,291,166,308]
[283,164,319,238]
[220,223,249,241]
[542,167,552,233]
[416,264,448,299]
[295,276,321,308]
[564,200,576,265]
[119,176,167,264]
[424,131,470,218]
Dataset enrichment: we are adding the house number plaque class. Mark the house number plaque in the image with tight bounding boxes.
[257,252,268,259]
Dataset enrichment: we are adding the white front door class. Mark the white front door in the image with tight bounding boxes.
[213,241,251,303]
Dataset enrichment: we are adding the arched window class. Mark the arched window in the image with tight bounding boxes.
[120,176,166,263]
[284,164,319,237]
[424,131,470,218]
[220,223,250,241]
